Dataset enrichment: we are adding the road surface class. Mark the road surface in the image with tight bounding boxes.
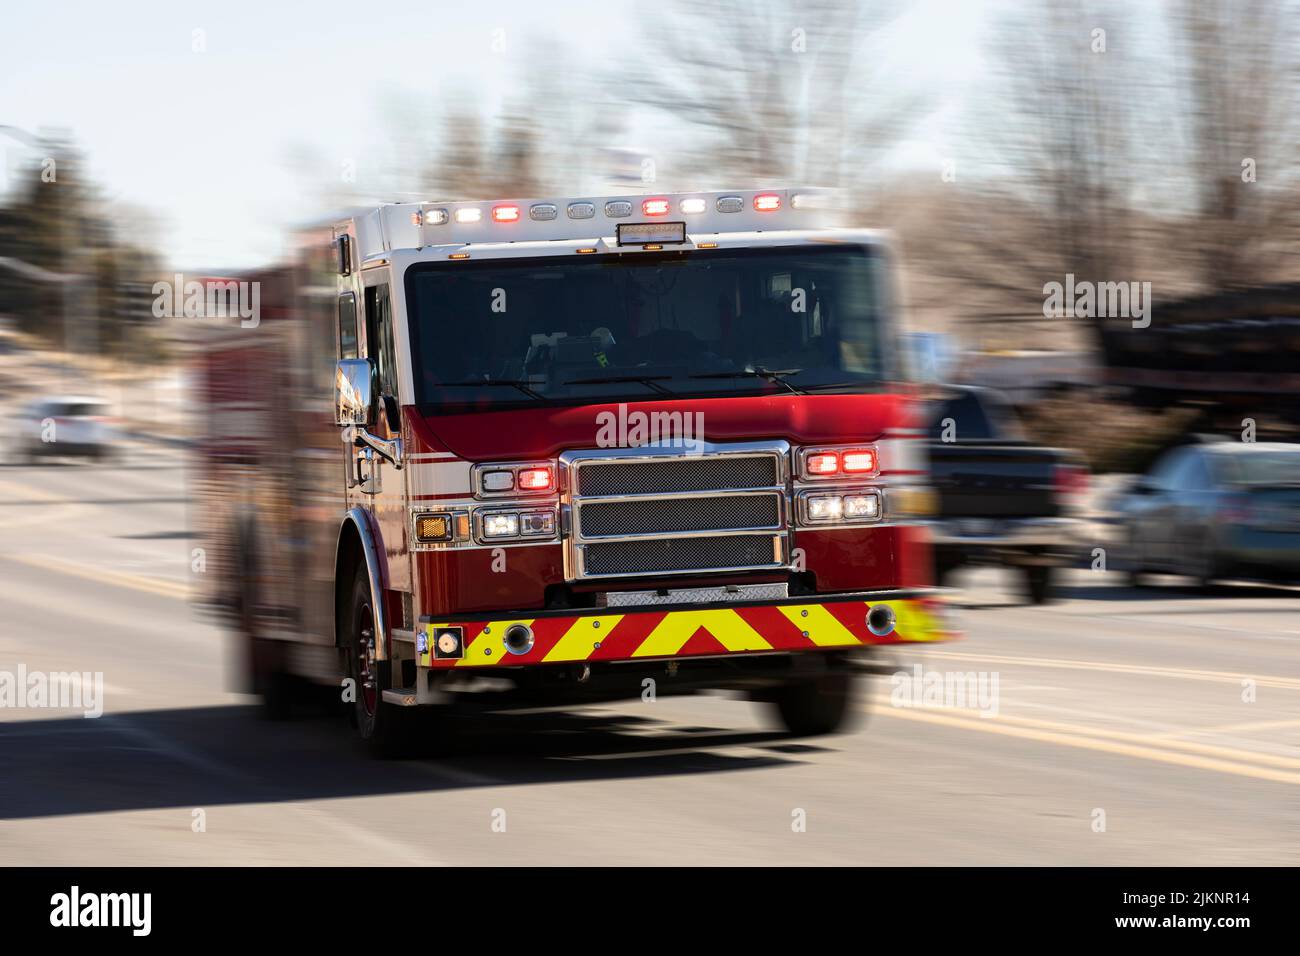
[1,436,1296,865]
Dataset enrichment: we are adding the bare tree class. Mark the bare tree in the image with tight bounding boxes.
[1170,0,1300,289]
[621,0,916,192]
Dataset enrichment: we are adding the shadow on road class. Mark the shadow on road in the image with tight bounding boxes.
[0,703,807,821]
[1053,581,1300,602]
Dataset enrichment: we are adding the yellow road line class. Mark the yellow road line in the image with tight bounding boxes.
[1154,717,1300,737]
[2,552,189,600]
[872,699,1300,785]
[0,479,83,532]
[918,648,1300,691]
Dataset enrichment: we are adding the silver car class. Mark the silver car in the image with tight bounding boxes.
[1120,441,1300,588]
[20,396,116,462]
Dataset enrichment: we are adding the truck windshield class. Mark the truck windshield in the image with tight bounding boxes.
[405,244,890,411]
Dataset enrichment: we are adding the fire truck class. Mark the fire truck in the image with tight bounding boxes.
[195,189,956,755]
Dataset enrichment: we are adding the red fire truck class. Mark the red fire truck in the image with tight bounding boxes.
[195,189,955,754]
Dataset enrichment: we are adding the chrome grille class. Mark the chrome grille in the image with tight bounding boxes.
[583,535,780,577]
[578,493,782,537]
[575,456,778,496]
[562,441,791,581]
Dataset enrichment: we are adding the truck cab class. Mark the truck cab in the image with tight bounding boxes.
[207,189,956,754]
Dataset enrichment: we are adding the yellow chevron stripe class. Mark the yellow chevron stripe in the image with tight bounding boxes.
[543,614,625,662]
[890,599,942,642]
[456,618,535,667]
[776,603,862,646]
[632,608,772,658]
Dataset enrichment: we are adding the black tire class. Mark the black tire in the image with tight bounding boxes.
[1023,564,1055,605]
[770,670,860,736]
[343,563,413,757]
[934,552,961,588]
[1188,540,1220,593]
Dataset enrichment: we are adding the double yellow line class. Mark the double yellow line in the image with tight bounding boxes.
[873,696,1300,786]
[921,648,1300,691]
[2,552,189,601]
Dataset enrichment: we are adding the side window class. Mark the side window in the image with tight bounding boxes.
[338,293,358,360]
[364,284,398,398]
[1179,451,1211,491]
[1149,448,1188,491]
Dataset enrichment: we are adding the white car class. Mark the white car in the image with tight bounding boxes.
[20,396,117,462]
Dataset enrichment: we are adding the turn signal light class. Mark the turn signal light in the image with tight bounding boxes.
[414,514,452,542]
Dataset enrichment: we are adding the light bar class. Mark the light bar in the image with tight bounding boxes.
[404,190,832,247]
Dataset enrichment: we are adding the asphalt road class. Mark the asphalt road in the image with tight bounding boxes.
[1,437,1296,866]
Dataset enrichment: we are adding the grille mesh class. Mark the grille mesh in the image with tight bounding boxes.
[576,456,778,496]
[582,535,779,576]
[579,494,781,537]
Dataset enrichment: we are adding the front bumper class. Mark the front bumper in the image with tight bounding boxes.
[929,516,1082,551]
[417,589,957,669]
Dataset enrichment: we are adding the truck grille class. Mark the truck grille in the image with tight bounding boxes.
[563,443,790,581]
[577,493,782,537]
[583,535,781,576]
[576,456,779,496]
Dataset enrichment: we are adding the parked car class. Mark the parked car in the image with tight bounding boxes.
[924,386,1088,603]
[1118,440,1300,588]
[19,396,116,462]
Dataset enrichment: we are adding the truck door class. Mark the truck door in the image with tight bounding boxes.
[353,275,412,593]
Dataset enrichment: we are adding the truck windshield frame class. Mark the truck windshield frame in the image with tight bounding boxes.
[404,243,893,414]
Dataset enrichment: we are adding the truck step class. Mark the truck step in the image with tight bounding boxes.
[381,687,419,707]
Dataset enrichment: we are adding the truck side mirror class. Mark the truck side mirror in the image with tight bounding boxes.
[335,358,377,427]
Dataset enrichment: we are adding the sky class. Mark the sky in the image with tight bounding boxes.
[0,0,989,271]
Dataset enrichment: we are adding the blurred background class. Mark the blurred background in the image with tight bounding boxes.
[0,0,1297,865]
[2,0,1297,459]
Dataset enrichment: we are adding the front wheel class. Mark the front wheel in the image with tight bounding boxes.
[344,563,413,756]
[1023,564,1055,605]
[770,670,860,736]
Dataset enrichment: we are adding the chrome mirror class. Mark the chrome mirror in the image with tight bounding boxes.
[335,359,377,427]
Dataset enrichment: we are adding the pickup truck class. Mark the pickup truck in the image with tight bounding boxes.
[924,386,1088,603]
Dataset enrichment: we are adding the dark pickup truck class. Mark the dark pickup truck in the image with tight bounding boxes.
[924,386,1088,603]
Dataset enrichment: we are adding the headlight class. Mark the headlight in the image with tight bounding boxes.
[805,495,844,521]
[843,494,880,519]
[482,513,520,538]
[797,490,882,526]
[475,508,557,543]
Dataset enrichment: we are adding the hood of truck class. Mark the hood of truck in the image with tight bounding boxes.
[409,392,916,461]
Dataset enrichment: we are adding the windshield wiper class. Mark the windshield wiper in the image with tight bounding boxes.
[799,380,878,392]
[688,367,808,395]
[563,374,678,396]
[439,379,547,401]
